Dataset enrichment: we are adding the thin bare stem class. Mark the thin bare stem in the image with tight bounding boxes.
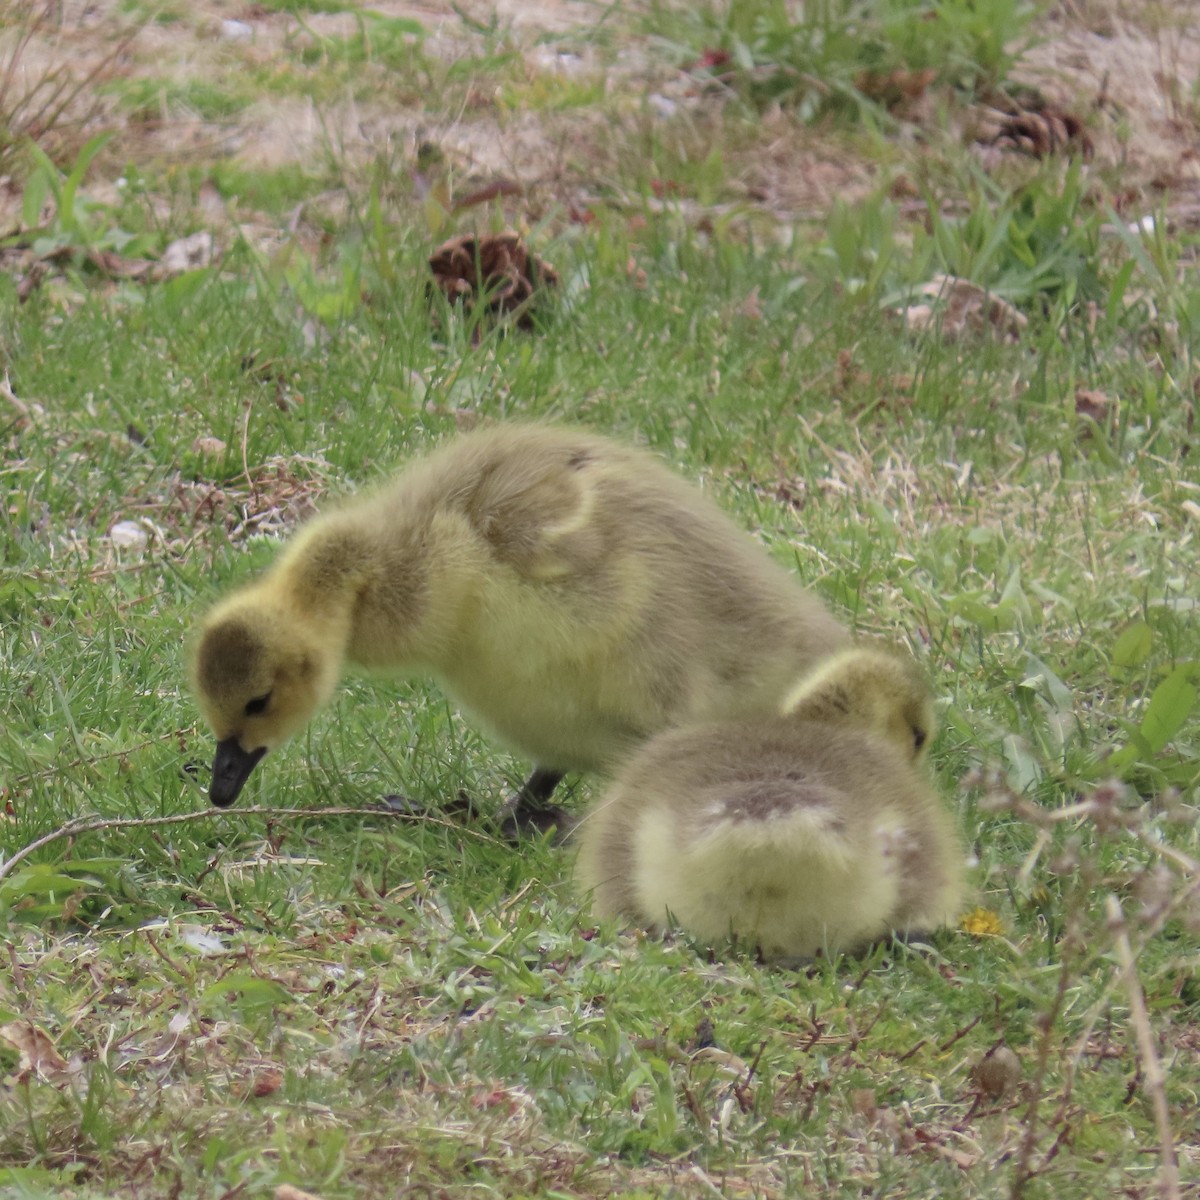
[0,805,499,885]
[1105,895,1180,1200]
[1009,938,1075,1200]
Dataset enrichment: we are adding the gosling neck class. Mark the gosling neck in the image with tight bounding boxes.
[275,515,378,656]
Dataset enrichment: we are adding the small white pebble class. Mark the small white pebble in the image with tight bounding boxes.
[221,18,254,39]
[178,925,229,955]
[530,46,583,74]
[648,93,678,119]
[109,520,148,550]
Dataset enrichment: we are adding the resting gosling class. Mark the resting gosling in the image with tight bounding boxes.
[575,647,965,959]
[190,424,849,825]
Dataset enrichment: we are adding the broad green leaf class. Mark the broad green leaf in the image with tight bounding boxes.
[262,237,297,289]
[1107,663,1197,773]
[200,973,290,1013]
[162,266,213,307]
[60,131,115,235]
[949,592,1019,633]
[1137,664,1197,753]
[1002,733,1043,793]
[1111,620,1153,669]
[1021,654,1074,713]
[23,141,62,203]
[20,168,50,230]
[0,869,98,898]
[58,857,128,875]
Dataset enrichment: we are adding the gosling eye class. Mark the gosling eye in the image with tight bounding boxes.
[244,693,272,717]
[913,727,927,753]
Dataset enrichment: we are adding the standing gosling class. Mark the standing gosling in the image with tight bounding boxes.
[190,424,848,824]
[575,647,964,959]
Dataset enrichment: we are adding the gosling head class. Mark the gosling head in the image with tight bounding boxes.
[190,598,342,806]
[782,647,935,760]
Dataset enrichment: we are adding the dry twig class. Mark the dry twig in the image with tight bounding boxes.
[1105,895,1180,1200]
[0,805,499,885]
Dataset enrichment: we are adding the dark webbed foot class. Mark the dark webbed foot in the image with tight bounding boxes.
[379,793,427,817]
[380,771,574,842]
[380,791,483,825]
[496,766,575,842]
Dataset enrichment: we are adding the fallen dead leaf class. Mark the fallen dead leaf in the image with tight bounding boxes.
[86,248,155,279]
[469,1085,527,1116]
[0,1021,73,1082]
[896,275,1027,343]
[850,1087,878,1119]
[738,286,763,320]
[191,436,228,457]
[834,347,870,395]
[197,178,229,223]
[249,1066,284,1098]
[453,179,524,211]
[907,1120,984,1170]
[918,1133,980,1170]
[0,227,213,297]
[15,258,48,302]
[158,230,216,277]
[1075,387,1116,424]
[276,1187,327,1200]
[856,67,937,109]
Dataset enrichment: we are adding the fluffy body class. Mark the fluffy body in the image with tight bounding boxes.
[575,648,964,960]
[190,424,849,804]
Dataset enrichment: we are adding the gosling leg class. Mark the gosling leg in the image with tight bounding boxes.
[498,766,573,841]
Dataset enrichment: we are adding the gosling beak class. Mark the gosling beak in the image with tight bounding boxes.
[209,737,267,808]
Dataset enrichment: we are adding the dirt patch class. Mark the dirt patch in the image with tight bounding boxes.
[1018,3,1200,198]
[1,0,1198,232]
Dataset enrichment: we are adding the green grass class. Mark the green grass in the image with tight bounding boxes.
[107,76,257,122]
[289,12,427,73]
[255,0,358,13]
[639,0,1041,119]
[1,2,1198,1197]
[116,0,188,25]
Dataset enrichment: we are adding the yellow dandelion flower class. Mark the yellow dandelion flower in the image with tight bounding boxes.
[961,907,1005,937]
